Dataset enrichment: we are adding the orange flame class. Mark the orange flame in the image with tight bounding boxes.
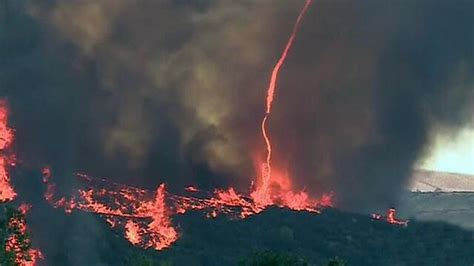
[185,185,199,193]
[0,101,16,202]
[44,173,178,250]
[372,208,408,226]
[0,101,14,150]
[124,220,142,245]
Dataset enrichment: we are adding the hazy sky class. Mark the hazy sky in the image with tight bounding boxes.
[419,128,474,175]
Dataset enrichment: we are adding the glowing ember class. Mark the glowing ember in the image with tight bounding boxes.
[41,166,51,183]
[372,208,408,226]
[252,0,314,207]
[185,186,199,193]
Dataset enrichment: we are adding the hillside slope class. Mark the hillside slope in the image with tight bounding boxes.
[399,192,474,231]
[15,205,474,265]
[144,208,474,266]
[409,170,474,192]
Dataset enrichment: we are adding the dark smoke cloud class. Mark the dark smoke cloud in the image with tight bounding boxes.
[269,0,474,210]
[0,0,473,256]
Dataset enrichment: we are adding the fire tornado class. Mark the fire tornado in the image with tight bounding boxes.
[253,0,313,205]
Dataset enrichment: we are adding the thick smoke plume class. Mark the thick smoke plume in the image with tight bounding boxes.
[2,0,473,211]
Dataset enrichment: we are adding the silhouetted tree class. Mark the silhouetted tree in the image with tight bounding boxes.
[239,250,308,266]
[127,253,173,266]
[327,257,346,266]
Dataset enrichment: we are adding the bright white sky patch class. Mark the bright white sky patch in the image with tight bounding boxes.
[418,128,474,175]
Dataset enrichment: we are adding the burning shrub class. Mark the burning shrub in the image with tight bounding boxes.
[0,205,42,266]
[371,208,408,226]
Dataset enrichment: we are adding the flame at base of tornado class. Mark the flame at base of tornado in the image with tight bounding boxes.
[254,0,314,208]
[251,167,333,212]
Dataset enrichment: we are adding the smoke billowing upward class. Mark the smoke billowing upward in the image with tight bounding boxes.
[1,0,473,213]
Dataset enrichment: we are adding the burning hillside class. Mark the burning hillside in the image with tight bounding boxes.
[38,0,334,252]
[1,0,335,256]
[0,102,43,265]
[42,170,332,251]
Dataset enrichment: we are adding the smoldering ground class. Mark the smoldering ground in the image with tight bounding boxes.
[0,1,473,262]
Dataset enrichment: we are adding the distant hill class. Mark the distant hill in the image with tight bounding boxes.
[399,192,474,231]
[402,169,474,231]
[409,169,474,192]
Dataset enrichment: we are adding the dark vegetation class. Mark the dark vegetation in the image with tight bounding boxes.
[238,250,309,266]
[152,207,473,265]
[47,207,474,265]
[1,205,473,265]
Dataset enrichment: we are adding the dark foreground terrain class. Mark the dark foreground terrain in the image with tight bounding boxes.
[16,205,473,266]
